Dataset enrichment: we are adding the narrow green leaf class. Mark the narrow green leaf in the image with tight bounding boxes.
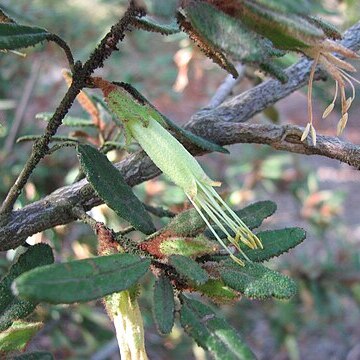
[36,112,95,127]
[0,23,49,50]
[205,200,277,239]
[134,16,180,35]
[0,321,42,352]
[0,244,54,331]
[219,261,297,300]
[243,227,306,262]
[169,255,208,285]
[14,351,54,360]
[153,275,175,335]
[77,144,155,235]
[182,2,287,81]
[13,254,151,304]
[180,296,256,360]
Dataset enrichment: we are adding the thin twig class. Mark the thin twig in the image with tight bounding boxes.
[2,122,360,250]
[0,3,144,214]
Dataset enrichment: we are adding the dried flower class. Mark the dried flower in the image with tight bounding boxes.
[302,39,359,143]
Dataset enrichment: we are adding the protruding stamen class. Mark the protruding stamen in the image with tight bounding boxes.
[209,186,262,248]
[199,190,256,250]
[188,195,246,265]
[193,192,253,262]
[304,41,358,141]
[345,97,353,113]
[197,180,261,249]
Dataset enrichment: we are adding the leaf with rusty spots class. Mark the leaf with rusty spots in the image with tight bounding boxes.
[13,254,151,304]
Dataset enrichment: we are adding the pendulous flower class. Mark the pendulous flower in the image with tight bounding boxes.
[302,40,359,145]
[93,77,262,266]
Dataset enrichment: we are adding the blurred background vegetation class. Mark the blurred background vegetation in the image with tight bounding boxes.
[1,0,360,359]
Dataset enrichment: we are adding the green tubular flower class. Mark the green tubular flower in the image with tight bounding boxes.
[93,77,262,265]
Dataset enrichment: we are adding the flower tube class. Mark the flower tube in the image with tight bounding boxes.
[93,78,262,265]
